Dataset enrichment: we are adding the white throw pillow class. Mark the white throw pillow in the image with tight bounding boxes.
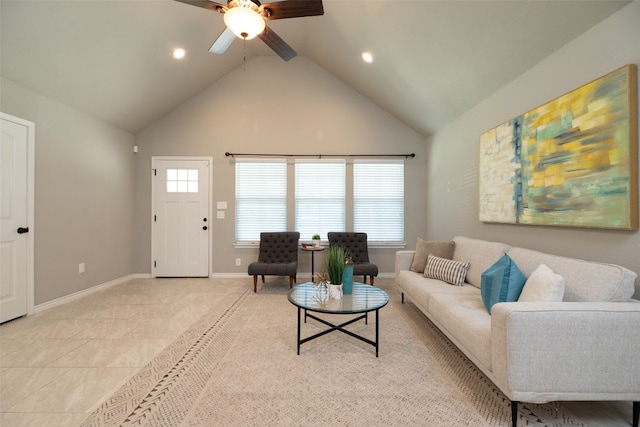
[518,264,565,302]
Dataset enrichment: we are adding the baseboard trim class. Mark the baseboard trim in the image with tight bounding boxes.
[33,274,140,314]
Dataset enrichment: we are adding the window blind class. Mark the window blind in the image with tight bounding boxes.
[295,160,345,240]
[235,159,287,242]
[354,160,404,243]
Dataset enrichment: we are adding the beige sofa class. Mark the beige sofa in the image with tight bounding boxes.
[395,236,640,427]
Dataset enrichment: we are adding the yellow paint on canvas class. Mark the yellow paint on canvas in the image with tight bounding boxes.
[480,65,637,229]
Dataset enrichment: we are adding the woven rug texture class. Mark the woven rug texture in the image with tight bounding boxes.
[82,282,588,427]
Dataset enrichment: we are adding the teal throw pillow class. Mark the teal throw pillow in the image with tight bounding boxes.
[481,254,526,314]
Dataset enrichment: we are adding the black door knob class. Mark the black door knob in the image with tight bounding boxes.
[202,226,208,231]
[17,227,29,234]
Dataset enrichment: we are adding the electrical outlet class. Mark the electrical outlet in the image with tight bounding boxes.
[79,263,85,274]
[235,258,241,267]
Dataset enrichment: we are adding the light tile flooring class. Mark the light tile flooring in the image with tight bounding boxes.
[0,277,634,426]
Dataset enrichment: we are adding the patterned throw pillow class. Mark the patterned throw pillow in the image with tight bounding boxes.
[425,254,470,286]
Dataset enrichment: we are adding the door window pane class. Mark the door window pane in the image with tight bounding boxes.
[167,169,198,193]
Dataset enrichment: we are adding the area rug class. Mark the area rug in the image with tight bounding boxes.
[82,282,588,427]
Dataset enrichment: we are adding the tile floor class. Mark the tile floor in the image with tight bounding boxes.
[0,277,633,426]
[0,277,250,426]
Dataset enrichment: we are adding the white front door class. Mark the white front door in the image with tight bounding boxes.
[152,158,210,277]
[0,114,33,323]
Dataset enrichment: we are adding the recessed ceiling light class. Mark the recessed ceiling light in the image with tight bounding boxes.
[173,48,186,60]
[361,52,373,64]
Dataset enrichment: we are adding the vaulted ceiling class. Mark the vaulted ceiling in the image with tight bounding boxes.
[0,0,630,137]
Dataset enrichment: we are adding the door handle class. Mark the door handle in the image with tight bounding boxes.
[17,227,29,234]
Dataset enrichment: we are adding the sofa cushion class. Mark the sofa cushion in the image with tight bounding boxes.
[429,293,492,370]
[409,238,455,273]
[507,247,636,302]
[425,254,470,286]
[453,236,510,288]
[397,270,479,313]
[518,263,565,302]
[480,254,527,314]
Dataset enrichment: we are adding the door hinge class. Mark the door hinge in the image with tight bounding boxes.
[152,168,157,176]
[154,215,156,222]
[154,260,156,268]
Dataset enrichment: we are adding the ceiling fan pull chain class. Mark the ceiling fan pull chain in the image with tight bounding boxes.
[243,35,247,71]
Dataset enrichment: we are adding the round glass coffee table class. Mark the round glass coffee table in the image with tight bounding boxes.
[287,282,389,357]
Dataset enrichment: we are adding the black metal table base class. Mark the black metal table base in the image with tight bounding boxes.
[296,307,381,357]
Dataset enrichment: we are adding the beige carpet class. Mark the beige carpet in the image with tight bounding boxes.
[81,281,588,427]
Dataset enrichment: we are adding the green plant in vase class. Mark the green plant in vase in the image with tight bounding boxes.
[326,245,345,286]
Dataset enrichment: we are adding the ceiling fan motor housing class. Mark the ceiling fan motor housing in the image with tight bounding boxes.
[228,0,261,13]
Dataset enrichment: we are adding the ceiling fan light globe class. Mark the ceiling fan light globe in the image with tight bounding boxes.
[224,7,265,40]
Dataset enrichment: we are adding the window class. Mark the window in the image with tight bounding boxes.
[354,160,404,243]
[235,160,287,242]
[295,160,345,240]
[166,169,198,193]
[234,157,405,245]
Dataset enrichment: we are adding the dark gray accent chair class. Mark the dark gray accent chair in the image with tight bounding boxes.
[327,232,378,286]
[248,232,300,292]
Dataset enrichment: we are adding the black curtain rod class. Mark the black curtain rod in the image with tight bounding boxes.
[225,152,415,159]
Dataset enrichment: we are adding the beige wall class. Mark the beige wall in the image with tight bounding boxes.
[1,78,136,305]
[425,1,640,297]
[134,56,428,277]
[3,2,638,305]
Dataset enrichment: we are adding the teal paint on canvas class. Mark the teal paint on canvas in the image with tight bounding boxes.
[479,65,638,230]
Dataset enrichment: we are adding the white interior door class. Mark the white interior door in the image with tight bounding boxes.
[152,158,210,277]
[0,115,32,323]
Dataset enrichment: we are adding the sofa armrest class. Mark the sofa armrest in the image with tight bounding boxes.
[395,250,415,278]
[491,301,640,403]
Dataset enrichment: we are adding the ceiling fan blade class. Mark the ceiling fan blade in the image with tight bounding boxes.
[174,0,226,14]
[209,27,236,54]
[260,0,324,20]
[258,25,297,61]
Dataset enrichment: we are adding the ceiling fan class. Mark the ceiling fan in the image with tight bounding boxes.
[175,0,324,61]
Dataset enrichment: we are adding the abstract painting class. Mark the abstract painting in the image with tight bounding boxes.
[479,64,638,230]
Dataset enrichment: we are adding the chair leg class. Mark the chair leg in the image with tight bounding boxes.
[261,275,265,283]
[511,401,519,427]
[633,401,638,427]
[253,275,258,293]
[370,276,375,286]
[289,276,294,288]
